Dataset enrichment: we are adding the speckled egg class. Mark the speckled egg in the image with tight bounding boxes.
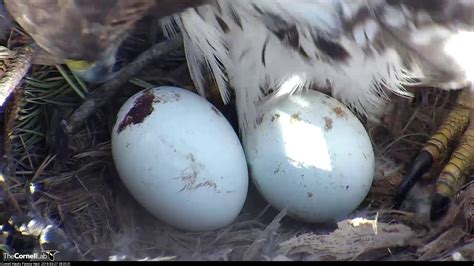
[245,90,375,223]
[111,86,249,232]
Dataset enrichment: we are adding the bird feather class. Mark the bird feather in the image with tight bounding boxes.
[176,0,474,142]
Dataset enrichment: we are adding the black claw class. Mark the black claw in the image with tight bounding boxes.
[430,193,451,221]
[393,150,434,209]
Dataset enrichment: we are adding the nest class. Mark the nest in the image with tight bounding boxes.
[1,18,473,261]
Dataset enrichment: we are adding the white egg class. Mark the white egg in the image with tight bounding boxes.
[245,90,375,223]
[111,86,249,232]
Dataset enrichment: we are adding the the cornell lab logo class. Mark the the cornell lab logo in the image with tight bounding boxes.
[2,248,59,261]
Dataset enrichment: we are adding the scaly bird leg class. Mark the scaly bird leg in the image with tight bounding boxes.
[394,98,471,209]
[394,89,474,221]
[430,90,474,221]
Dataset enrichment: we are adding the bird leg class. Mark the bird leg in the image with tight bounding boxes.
[431,109,474,220]
[395,89,474,221]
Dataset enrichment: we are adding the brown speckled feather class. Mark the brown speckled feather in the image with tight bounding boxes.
[4,0,207,61]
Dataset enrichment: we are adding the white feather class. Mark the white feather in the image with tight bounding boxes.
[177,0,473,143]
[160,15,181,39]
[178,7,232,103]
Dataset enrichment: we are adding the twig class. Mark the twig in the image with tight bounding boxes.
[62,36,184,134]
[242,209,287,261]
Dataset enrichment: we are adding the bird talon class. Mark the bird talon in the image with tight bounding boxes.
[395,90,474,221]
[393,150,434,209]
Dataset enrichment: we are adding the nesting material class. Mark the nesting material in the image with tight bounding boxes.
[277,218,417,260]
[417,227,466,260]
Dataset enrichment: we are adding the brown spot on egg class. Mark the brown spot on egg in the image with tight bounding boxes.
[333,106,348,119]
[117,90,155,134]
[176,153,207,192]
[188,153,196,163]
[271,113,281,122]
[324,116,333,131]
[178,172,198,192]
[195,180,218,191]
[290,112,302,123]
[274,163,284,174]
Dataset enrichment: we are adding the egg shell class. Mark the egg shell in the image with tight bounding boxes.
[111,86,249,232]
[246,90,375,223]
